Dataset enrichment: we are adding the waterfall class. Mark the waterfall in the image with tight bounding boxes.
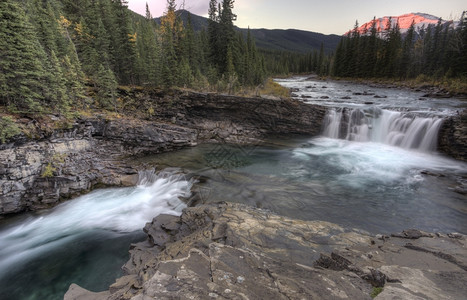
[0,169,193,278]
[322,108,444,151]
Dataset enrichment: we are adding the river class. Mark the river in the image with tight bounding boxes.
[0,77,466,299]
[0,170,192,300]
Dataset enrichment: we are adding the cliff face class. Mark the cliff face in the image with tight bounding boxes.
[0,118,197,214]
[438,110,467,162]
[0,92,327,215]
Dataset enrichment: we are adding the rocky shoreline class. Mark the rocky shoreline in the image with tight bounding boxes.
[0,92,326,216]
[1,90,465,215]
[65,202,467,300]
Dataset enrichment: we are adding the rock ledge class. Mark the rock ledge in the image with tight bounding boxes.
[65,203,467,300]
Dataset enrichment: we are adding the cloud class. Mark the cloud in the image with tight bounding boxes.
[182,1,209,16]
[127,0,209,17]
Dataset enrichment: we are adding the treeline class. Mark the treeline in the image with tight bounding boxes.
[332,14,467,79]
[266,12,467,84]
[262,44,332,76]
[0,0,265,115]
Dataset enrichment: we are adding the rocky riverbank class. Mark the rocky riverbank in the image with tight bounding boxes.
[1,89,465,216]
[65,202,467,300]
[0,92,326,216]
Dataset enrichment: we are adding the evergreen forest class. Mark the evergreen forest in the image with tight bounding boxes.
[275,14,467,86]
[0,0,266,115]
[1,0,466,117]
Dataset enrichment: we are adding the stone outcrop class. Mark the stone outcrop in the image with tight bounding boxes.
[0,92,326,215]
[121,90,327,143]
[0,117,197,215]
[65,203,467,300]
[439,110,467,162]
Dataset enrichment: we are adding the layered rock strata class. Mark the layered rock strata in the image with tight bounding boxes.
[65,203,467,300]
[0,93,326,215]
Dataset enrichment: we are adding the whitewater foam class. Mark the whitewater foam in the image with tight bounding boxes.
[322,108,443,152]
[0,169,193,277]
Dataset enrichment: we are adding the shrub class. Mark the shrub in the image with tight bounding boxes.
[370,287,383,298]
[0,116,21,143]
[259,78,290,98]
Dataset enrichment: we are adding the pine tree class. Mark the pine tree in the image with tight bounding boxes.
[399,21,415,79]
[112,0,138,84]
[159,0,183,88]
[363,17,378,77]
[95,64,118,110]
[48,50,70,113]
[218,0,236,76]
[451,11,467,76]
[207,0,220,74]
[0,0,50,112]
[136,3,160,86]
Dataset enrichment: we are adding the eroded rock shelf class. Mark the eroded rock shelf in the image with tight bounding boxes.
[65,203,467,300]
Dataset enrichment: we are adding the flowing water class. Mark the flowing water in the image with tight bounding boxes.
[1,76,466,299]
[0,170,193,300]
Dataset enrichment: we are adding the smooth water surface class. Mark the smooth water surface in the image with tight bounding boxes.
[136,139,467,235]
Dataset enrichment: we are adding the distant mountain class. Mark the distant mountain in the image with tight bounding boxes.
[155,10,341,53]
[350,13,459,37]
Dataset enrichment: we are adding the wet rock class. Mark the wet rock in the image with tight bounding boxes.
[422,92,453,98]
[391,229,433,239]
[362,269,387,287]
[420,170,446,177]
[353,91,375,96]
[373,95,387,99]
[438,109,467,162]
[314,252,352,271]
[341,96,352,99]
[320,96,330,99]
[64,284,109,300]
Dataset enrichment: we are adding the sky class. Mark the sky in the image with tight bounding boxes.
[127,0,466,35]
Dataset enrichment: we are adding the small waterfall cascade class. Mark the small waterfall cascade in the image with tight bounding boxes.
[0,169,193,277]
[322,108,444,151]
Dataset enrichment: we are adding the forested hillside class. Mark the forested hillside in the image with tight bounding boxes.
[332,16,467,80]
[287,14,467,88]
[0,0,266,115]
[156,10,342,54]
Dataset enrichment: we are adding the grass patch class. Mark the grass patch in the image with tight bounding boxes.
[370,287,383,298]
[332,76,467,95]
[259,78,291,98]
[236,78,291,98]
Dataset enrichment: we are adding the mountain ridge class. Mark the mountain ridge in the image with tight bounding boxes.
[154,9,341,53]
[349,12,459,36]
